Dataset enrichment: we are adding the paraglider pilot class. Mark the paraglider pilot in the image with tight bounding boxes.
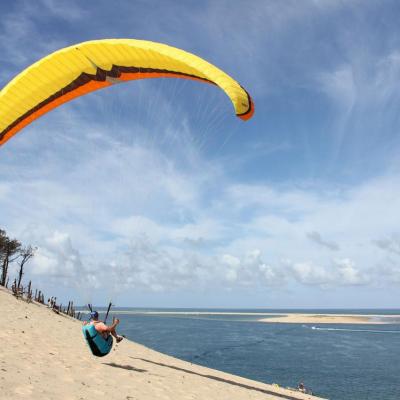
[84,311,124,343]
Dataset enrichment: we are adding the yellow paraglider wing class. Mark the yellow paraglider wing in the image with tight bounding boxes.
[0,39,254,146]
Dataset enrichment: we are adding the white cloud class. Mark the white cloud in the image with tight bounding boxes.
[4,130,400,299]
[289,260,332,285]
[334,258,369,286]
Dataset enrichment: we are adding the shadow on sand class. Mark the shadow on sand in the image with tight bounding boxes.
[130,357,304,400]
[103,362,147,373]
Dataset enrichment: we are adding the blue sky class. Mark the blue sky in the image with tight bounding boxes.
[1,0,400,307]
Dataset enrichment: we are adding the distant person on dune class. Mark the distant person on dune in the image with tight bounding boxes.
[297,382,313,395]
[84,311,124,343]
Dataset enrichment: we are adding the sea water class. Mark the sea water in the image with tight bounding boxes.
[104,309,400,400]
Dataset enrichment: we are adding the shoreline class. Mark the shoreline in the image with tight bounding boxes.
[89,310,400,324]
[0,287,324,400]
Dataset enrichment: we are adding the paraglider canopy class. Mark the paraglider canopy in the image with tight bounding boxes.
[0,39,254,147]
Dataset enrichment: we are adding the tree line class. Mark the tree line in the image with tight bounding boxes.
[1,228,83,319]
[0,228,35,290]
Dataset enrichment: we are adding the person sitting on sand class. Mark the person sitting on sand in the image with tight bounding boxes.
[84,311,124,343]
[297,382,306,393]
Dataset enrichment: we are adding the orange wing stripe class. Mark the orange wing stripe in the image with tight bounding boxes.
[0,67,215,146]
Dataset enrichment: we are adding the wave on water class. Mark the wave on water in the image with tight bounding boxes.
[307,326,400,334]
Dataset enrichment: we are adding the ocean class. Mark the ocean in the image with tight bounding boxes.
[100,309,400,400]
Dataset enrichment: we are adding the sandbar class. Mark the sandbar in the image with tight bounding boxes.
[258,314,400,324]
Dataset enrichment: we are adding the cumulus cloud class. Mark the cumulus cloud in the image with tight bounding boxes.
[220,250,281,287]
[26,230,98,293]
[288,260,333,285]
[4,131,400,300]
[8,223,373,297]
[334,258,369,285]
[283,258,369,287]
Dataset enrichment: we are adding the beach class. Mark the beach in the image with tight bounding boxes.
[0,287,323,400]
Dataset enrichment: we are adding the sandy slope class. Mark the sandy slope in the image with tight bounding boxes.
[0,288,323,400]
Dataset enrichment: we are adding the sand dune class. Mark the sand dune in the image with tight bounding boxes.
[0,287,323,400]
